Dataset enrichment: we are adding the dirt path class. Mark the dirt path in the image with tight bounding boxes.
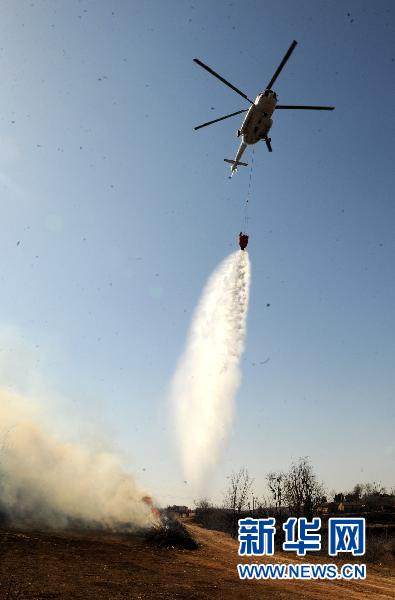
[0,525,393,599]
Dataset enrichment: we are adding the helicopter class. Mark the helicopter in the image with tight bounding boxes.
[193,40,335,175]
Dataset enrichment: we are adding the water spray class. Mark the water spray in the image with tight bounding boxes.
[171,250,251,487]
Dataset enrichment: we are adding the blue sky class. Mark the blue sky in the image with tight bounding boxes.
[0,0,394,505]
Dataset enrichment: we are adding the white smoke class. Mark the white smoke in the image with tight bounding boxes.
[0,389,156,530]
[171,250,251,487]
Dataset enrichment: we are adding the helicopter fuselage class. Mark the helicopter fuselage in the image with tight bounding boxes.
[239,90,277,145]
[193,41,335,175]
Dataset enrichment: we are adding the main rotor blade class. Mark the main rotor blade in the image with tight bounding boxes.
[276,104,335,110]
[194,109,248,131]
[266,40,298,90]
[265,138,272,152]
[194,58,254,104]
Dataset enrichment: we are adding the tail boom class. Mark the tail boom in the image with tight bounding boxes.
[224,158,248,167]
[224,142,248,175]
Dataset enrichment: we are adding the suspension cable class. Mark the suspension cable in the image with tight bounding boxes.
[243,147,255,233]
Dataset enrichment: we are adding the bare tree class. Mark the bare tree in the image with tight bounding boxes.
[353,483,364,501]
[283,457,325,520]
[224,467,254,536]
[343,482,388,503]
[345,483,364,502]
[266,472,285,520]
[194,498,211,511]
[363,482,386,497]
[193,498,213,528]
[333,492,344,503]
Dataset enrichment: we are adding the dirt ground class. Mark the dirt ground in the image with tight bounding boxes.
[0,522,393,599]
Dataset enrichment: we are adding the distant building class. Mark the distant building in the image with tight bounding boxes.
[342,502,366,514]
[317,501,344,515]
[168,505,190,517]
[318,495,395,517]
[365,494,395,512]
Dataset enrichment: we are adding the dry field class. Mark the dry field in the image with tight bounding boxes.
[0,521,393,599]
